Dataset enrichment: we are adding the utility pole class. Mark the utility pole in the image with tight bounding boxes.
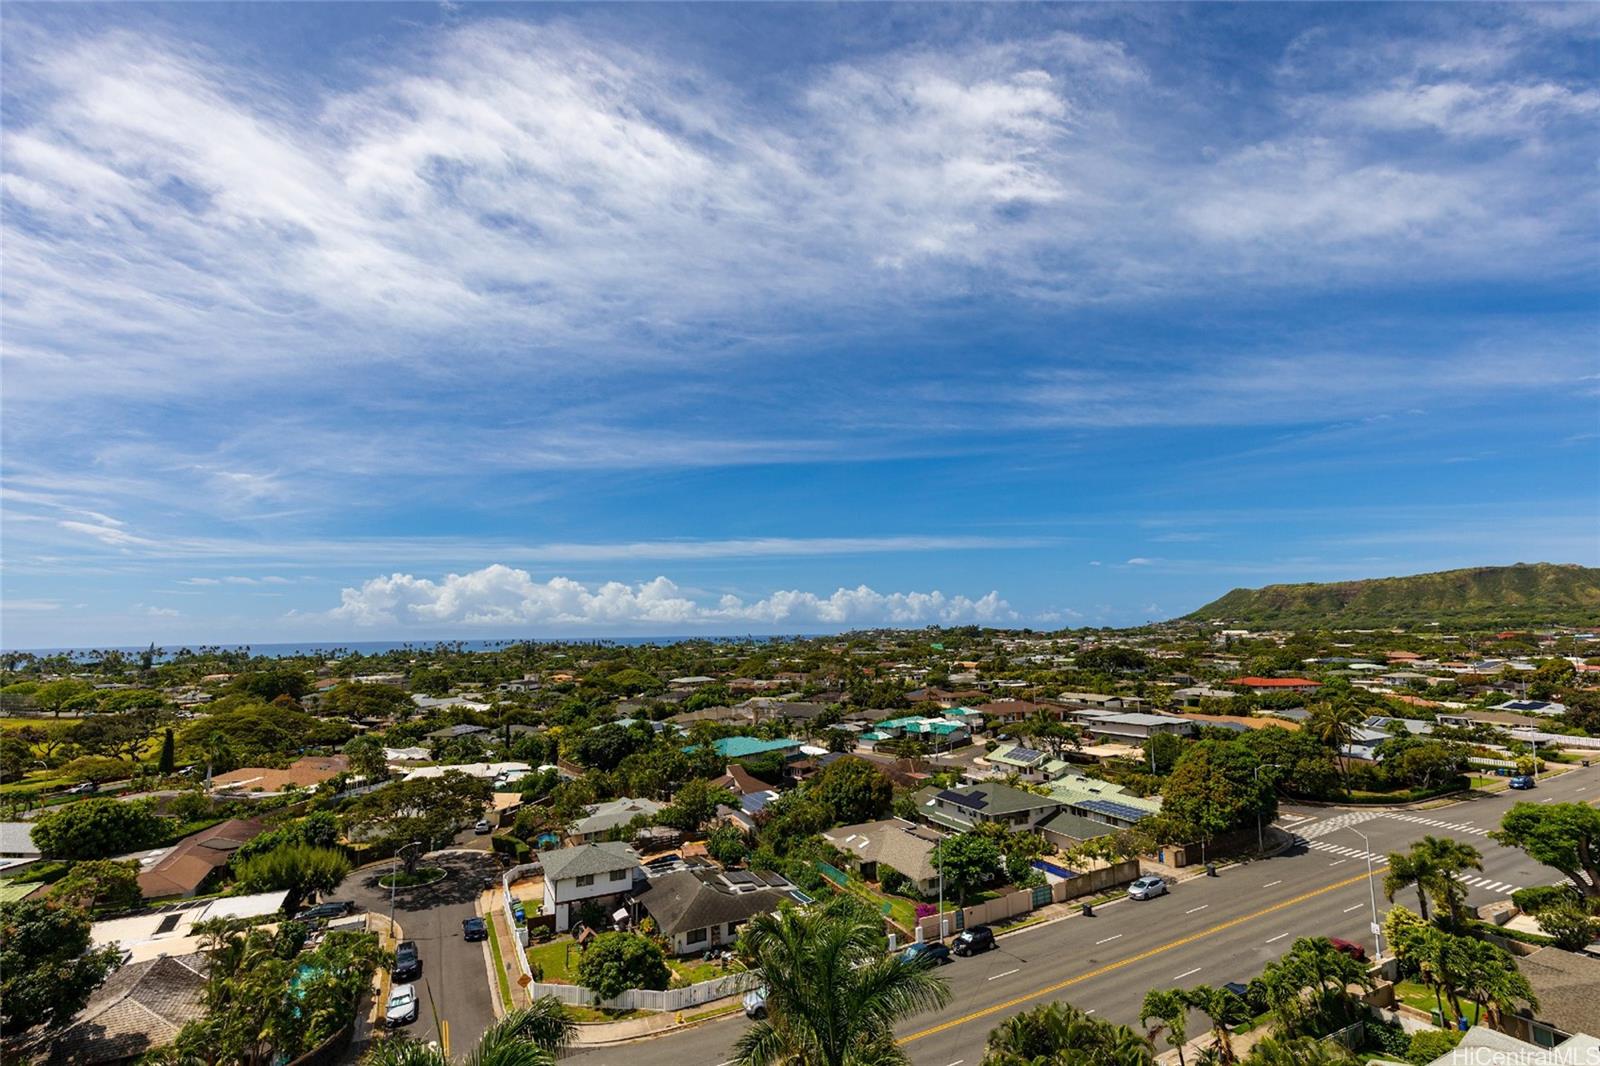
[1253,763,1282,855]
[1347,827,1384,961]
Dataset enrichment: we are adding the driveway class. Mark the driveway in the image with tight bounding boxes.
[339,848,501,1057]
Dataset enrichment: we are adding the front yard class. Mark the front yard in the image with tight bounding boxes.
[527,936,578,983]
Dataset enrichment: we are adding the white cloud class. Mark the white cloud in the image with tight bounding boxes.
[1124,557,1153,566]
[143,604,180,617]
[329,564,1014,628]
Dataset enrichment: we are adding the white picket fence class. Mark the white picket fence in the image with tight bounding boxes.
[502,862,541,978]
[524,972,754,1012]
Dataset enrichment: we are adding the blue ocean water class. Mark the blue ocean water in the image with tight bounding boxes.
[9,634,828,660]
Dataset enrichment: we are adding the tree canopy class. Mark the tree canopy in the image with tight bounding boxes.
[30,797,166,860]
[0,898,124,1035]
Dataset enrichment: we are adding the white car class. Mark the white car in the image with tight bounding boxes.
[743,987,768,1018]
[386,983,419,1028]
[1128,875,1168,901]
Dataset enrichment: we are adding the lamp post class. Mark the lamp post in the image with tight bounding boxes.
[389,839,423,933]
[1253,764,1283,856]
[1346,827,1384,961]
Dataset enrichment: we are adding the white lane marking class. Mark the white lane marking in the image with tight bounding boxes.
[1329,859,1348,866]
[1096,934,1123,944]
[1265,933,1289,943]
[988,968,1019,981]
[1343,903,1365,913]
[1085,1009,1097,1015]
[1174,967,1203,980]
[945,1061,965,1066]
[1263,880,1283,888]
[1186,905,1209,914]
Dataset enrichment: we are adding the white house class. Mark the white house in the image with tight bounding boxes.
[535,842,643,932]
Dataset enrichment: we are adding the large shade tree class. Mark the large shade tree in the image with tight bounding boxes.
[1492,802,1600,900]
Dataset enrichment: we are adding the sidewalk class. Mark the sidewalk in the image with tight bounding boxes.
[569,998,745,1046]
[479,883,532,1014]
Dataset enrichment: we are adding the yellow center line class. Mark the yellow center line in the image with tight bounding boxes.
[901,867,1383,1045]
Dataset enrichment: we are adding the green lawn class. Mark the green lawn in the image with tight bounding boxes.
[527,937,578,983]
[669,956,742,986]
[1394,980,1442,1015]
[485,913,515,1007]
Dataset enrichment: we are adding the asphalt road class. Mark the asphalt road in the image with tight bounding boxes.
[565,762,1599,1066]
[340,848,501,1058]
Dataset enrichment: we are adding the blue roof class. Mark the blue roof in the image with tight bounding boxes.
[704,736,802,758]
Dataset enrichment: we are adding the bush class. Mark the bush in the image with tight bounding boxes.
[1361,1017,1410,1060]
[1535,902,1600,951]
[1512,884,1581,915]
[31,798,165,860]
[879,864,914,897]
[1408,1029,1462,1064]
[491,834,531,862]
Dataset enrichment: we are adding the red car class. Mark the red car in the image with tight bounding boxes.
[1328,937,1367,962]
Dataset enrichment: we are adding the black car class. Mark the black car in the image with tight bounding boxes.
[901,941,951,966]
[300,901,357,922]
[462,916,488,942]
[951,925,995,957]
[392,940,421,981]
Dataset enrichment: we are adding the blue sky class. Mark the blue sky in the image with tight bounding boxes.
[2,3,1597,647]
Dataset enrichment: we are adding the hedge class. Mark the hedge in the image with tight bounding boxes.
[490,834,530,861]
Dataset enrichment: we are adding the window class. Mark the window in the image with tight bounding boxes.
[688,927,708,945]
[727,921,741,935]
[576,874,594,887]
[610,869,627,882]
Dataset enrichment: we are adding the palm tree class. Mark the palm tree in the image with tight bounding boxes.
[983,1001,1153,1066]
[1140,988,1190,1066]
[362,998,575,1066]
[1418,837,1483,928]
[1258,937,1373,1037]
[733,899,950,1066]
[1458,940,1538,1031]
[1383,845,1439,922]
[1243,1036,1358,1066]
[1305,703,1364,796]
[1183,986,1250,1065]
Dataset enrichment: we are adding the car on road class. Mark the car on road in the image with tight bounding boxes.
[1328,937,1367,962]
[1128,875,1168,901]
[1510,775,1535,790]
[951,925,995,957]
[64,782,96,795]
[392,940,422,981]
[901,941,951,966]
[743,987,768,1019]
[474,819,492,834]
[385,983,419,1028]
[299,901,357,922]
[462,916,488,942]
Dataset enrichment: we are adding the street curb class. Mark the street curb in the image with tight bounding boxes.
[567,1001,746,1046]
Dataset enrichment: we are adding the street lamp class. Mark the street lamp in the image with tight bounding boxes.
[1345,827,1384,961]
[1254,764,1283,856]
[389,840,424,933]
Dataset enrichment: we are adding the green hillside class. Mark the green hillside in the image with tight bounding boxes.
[1185,563,1600,629]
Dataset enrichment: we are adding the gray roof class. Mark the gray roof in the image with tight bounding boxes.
[1519,947,1600,1039]
[40,953,208,1065]
[571,798,665,836]
[1037,810,1118,843]
[0,822,39,856]
[917,782,1062,817]
[822,819,940,881]
[536,842,641,882]
[637,868,798,937]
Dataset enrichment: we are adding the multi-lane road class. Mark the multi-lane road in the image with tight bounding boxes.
[565,762,1598,1066]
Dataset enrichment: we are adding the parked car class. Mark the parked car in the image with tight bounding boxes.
[1509,775,1535,790]
[385,984,419,1028]
[474,819,492,834]
[392,940,422,981]
[64,782,96,795]
[299,901,357,922]
[462,916,488,942]
[951,925,995,957]
[1128,875,1168,901]
[901,941,951,966]
[1328,937,1367,962]
[743,987,769,1019]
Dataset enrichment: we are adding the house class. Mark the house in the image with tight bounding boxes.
[709,764,777,800]
[1035,810,1117,851]
[636,867,806,955]
[208,754,348,793]
[1045,773,1162,828]
[913,782,1064,833]
[872,716,971,746]
[384,745,431,762]
[568,798,666,843]
[1173,685,1237,707]
[402,761,530,785]
[0,821,42,876]
[1422,1026,1599,1065]
[1059,692,1150,712]
[34,953,209,1065]
[985,743,1072,782]
[699,736,804,761]
[1494,699,1567,717]
[1228,677,1322,693]
[1066,710,1195,742]
[415,696,494,714]
[1506,948,1600,1047]
[138,819,267,900]
[821,818,941,896]
[425,722,491,740]
[91,891,290,963]
[669,675,717,688]
[536,842,643,932]
[974,700,1069,724]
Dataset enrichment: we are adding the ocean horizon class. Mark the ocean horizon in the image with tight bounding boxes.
[5,634,836,660]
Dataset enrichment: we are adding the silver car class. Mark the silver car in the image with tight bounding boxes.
[385,984,419,1028]
[1127,875,1168,901]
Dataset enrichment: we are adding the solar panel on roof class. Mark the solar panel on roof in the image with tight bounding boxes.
[1078,798,1152,823]
[724,870,756,884]
[936,788,987,810]
[1009,746,1044,765]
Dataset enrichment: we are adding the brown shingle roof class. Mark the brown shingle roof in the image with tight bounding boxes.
[138,818,266,899]
[38,953,208,1065]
